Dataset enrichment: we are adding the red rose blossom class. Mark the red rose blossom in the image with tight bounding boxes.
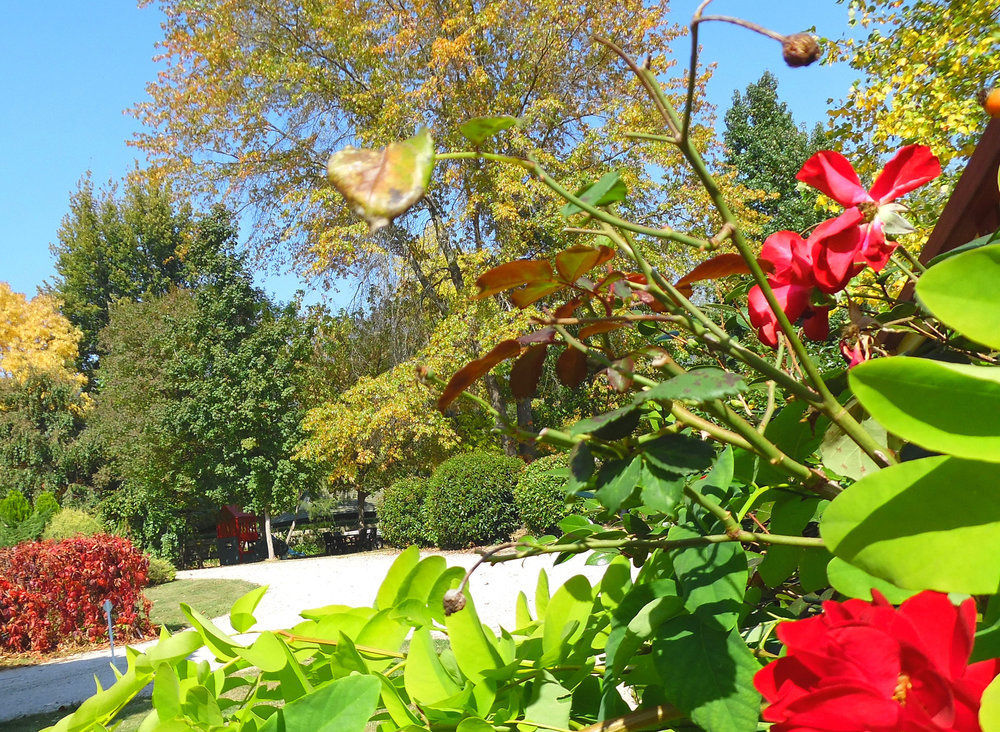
[797,145,941,292]
[755,590,1000,732]
[748,230,831,348]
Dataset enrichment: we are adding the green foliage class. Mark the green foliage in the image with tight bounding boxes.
[146,556,178,586]
[514,453,579,535]
[377,477,432,547]
[0,489,60,548]
[425,452,523,548]
[0,489,31,525]
[723,71,828,236]
[41,507,104,541]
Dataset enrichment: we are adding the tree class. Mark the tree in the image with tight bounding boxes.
[90,207,319,560]
[50,176,194,377]
[0,284,84,386]
[723,71,828,236]
[828,0,998,169]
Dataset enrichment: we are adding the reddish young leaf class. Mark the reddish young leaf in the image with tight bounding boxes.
[474,259,554,299]
[438,339,522,410]
[553,298,581,319]
[510,344,549,399]
[511,280,565,308]
[674,254,773,297]
[556,347,588,388]
[517,327,557,346]
[555,244,616,283]
[605,357,634,392]
[579,321,628,339]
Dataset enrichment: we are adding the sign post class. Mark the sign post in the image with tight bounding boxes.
[103,599,115,659]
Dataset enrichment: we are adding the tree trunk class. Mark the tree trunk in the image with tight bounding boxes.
[516,397,539,460]
[264,511,276,561]
[485,374,517,457]
[357,489,368,526]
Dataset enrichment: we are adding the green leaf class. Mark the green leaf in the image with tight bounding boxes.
[258,674,380,732]
[535,570,550,619]
[653,616,761,732]
[327,127,434,231]
[179,604,242,661]
[752,401,829,486]
[458,115,519,146]
[151,665,182,721]
[456,719,494,732]
[567,442,595,493]
[524,671,572,731]
[541,576,594,661]
[821,456,1000,594]
[375,672,423,728]
[917,242,1000,349]
[643,434,716,475]
[230,585,268,633]
[851,357,1000,462]
[757,496,822,588]
[562,172,627,216]
[445,594,502,684]
[606,595,684,674]
[635,369,746,406]
[826,557,917,603]
[375,545,421,610]
[819,404,890,481]
[240,631,289,673]
[570,404,640,440]
[395,555,449,607]
[982,674,1000,732]
[594,457,642,512]
[638,462,685,515]
[669,526,747,630]
[926,229,1000,267]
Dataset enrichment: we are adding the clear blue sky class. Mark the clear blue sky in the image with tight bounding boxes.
[0,1,860,303]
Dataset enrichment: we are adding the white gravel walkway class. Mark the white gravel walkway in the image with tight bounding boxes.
[0,549,612,724]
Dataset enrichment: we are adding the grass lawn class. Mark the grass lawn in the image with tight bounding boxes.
[147,578,261,632]
[0,697,152,732]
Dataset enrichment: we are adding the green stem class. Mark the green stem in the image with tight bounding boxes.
[684,485,741,535]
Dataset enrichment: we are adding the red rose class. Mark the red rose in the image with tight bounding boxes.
[755,591,1000,731]
[797,145,941,292]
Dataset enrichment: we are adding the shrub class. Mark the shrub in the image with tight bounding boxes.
[42,507,104,540]
[0,490,31,525]
[0,577,55,653]
[0,535,152,652]
[515,453,580,535]
[377,477,431,547]
[425,452,523,549]
[147,556,177,586]
[0,490,62,548]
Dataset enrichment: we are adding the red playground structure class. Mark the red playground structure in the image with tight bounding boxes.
[216,505,261,564]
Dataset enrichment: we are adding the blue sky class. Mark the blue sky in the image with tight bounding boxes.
[0,1,861,305]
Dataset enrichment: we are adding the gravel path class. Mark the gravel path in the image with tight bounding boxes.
[0,549,611,723]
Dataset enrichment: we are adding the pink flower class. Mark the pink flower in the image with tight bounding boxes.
[748,231,830,348]
[755,591,1000,732]
[797,145,941,292]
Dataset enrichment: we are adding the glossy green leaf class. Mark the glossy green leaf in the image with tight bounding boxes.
[822,456,1000,594]
[826,557,917,603]
[375,672,423,728]
[981,674,1000,732]
[151,665,182,721]
[445,594,502,684]
[653,616,761,732]
[395,555,448,607]
[851,357,1000,462]
[562,172,627,215]
[757,496,822,588]
[458,115,519,146]
[594,457,642,512]
[541,575,594,660]
[669,526,747,630]
[375,545,421,610]
[819,403,892,481]
[638,461,685,515]
[917,242,1000,348]
[240,631,289,673]
[570,404,640,440]
[179,604,242,661]
[515,591,533,627]
[524,671,572,730]
[635,369,746,406]
[230,585,268,633]
[606,595,684,674]
[643,434,716,475]
[456,719,494,732]
[535,570,550,619]
[327,128,434,231]
[258,674,380,732]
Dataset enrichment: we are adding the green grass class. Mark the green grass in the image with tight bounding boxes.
[147,578,261,632]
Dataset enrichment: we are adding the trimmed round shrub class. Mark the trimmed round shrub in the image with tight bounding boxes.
[42,508,104,541]
[515,453,580,535]
[147,556,177,585]
[377,477,431,547]
[425,452,524,549]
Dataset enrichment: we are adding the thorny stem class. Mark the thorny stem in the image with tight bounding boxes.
[576,705,684,732]
[593,35,895,469]
[758,339,785,432]
[684,484,741,535]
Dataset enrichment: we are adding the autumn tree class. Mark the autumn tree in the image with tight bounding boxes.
[0,284,84,386]
[723,71,828,236]
[50,176,195,377]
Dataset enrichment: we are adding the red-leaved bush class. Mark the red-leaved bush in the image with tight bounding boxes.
[0,535,152,653]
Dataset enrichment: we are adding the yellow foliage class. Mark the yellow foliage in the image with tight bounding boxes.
[0,283,85,387]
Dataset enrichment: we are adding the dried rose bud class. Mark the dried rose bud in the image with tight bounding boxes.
[443,589,467,616]
[782,33,822,67]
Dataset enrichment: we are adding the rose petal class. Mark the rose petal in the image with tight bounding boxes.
[894,592,975,680]
[857,220,896,272]
[810,210,866,293]
[868,144,942,204]
[797,150,872,206]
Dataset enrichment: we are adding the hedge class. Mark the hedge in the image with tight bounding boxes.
[377,477,431,547]
[514,453,580,535]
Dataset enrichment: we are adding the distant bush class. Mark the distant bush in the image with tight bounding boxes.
[42,508,104,541]
[0,490,31,525]
[425,452,523,549]
[0,535,152,652]
[515,453,580,535]
[0,490,61,548]
[147,556,177,586]
[377,477,431,547]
